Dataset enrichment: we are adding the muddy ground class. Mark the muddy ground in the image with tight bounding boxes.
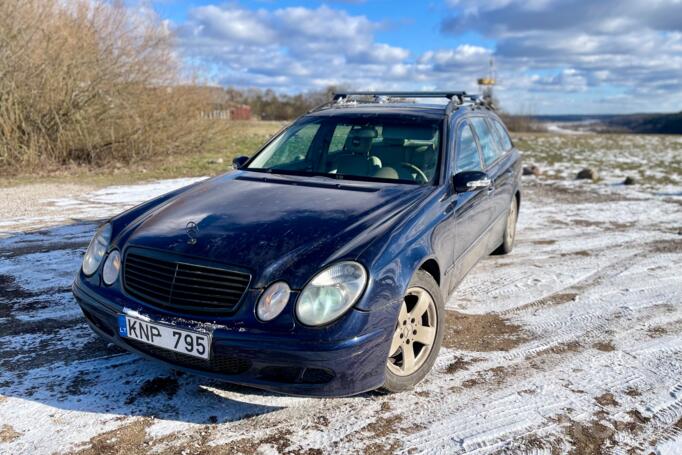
[1,172,682,454]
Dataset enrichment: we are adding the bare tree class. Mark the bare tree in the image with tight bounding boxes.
[0,0,216,173]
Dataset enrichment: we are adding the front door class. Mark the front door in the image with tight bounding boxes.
[448,120,493,292]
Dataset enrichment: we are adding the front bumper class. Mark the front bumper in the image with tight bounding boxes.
[72,279,392,397]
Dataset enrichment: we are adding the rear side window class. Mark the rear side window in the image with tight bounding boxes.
[455,122,482,173]
[491,119,513,152]
[470,117,501,166]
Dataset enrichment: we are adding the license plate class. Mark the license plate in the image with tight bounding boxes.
[118,314,211,360]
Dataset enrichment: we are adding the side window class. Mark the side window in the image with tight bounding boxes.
[470,117,501,166]
[491,119,513,152]
[454,121,482,173]
[261,123,320,168]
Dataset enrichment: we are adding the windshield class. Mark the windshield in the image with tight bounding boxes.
[246,116,442,184]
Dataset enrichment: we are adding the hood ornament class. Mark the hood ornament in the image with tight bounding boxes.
[185,221,199,245]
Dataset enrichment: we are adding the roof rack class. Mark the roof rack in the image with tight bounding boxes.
[332,91,466,101]
[308,91,486,115]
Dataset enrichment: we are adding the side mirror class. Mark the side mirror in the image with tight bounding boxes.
[453,171,491,193]
[232,155,249,170]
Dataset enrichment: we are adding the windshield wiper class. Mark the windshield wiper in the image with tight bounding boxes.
[249,168,315,177]
[309,172,344,180]
[257,168,345,180]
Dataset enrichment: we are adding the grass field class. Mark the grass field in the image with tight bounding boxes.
[515,133,682,189]
[1,121,286,188]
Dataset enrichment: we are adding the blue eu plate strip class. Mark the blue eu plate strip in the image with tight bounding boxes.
[118,315,128,337]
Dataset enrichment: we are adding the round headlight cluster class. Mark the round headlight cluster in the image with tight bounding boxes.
[296,261,367,326]
[82,223,112,276]
[102,250,121,285]
[256,282,291,321]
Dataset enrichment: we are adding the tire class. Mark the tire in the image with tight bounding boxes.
[494,196,519,255]
[382,270,445,393]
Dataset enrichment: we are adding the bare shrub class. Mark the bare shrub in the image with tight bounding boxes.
[498,113,547,133]
[0,0,216,174]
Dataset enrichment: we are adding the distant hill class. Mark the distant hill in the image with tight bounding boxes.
[534,112,682,134]
[603,112,682,134]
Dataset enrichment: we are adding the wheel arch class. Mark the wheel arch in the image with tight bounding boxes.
[356,243,443,311]
[418,258,441,287]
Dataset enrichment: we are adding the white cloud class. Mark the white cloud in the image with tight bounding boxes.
[185,5,275,45]
[442,0,682,111]
[419,45,492,71]
[170,0,682,114]
[174,3,489,95]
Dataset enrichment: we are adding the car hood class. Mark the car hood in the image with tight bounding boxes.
[122,171,432,288]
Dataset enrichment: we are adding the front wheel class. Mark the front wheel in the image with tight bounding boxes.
[382,270,444,392]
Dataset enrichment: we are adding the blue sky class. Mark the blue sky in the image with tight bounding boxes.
[147,0,682,115]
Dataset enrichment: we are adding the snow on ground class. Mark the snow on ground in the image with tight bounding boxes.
[0,177,205,234]
[1,148,682,453]
[517,133,682,194]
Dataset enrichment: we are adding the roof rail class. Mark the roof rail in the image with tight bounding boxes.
[333,91,466,102]
[307,91,485,115]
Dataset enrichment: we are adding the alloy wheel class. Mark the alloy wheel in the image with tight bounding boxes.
[387,287,437,377]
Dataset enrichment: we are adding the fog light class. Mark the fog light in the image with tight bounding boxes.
[102,250,121,285]
[257,282,290,321]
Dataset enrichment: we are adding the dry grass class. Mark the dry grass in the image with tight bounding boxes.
[0,0,219,175]
[1,121,285,187]
[513,132,682,187]
[499,113,546,133]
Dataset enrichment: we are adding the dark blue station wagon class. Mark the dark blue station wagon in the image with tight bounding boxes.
[72,92,522,397]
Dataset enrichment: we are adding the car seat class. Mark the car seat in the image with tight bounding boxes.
[335,126,382,176]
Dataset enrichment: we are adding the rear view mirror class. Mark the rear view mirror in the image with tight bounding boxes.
[453,171,491,193]
[232,155,249,170]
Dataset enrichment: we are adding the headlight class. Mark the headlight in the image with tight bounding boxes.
[82,223,112,276]
[102,250,121,285]
[256,282,291,322]
[296,261,367,326]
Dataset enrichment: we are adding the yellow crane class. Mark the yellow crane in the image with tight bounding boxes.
[477,58,496,107]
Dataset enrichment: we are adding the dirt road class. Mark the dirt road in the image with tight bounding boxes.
[1,174,681,454]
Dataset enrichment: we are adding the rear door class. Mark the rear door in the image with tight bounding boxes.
[448,119,493,291]
[488,117,517,219]
[469,116,507,225]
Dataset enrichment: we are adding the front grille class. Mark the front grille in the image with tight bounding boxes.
[123,249,251,315]
[126,339,252,375]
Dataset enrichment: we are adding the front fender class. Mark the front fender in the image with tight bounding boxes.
[355,188,447,312]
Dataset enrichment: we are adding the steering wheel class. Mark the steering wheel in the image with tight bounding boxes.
[400,162,428,184]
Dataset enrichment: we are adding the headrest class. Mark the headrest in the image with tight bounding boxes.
[373,167,399,179]
[382,125,436,141]
[348,126,378,139]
